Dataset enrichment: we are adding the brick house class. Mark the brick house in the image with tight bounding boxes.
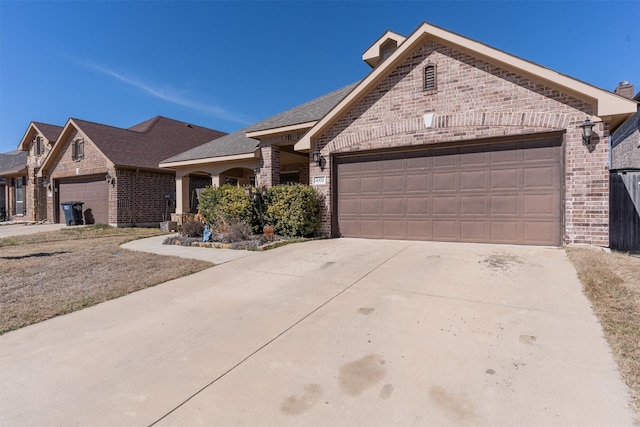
[36,116,225,226]
[0,150,28,221]
[166,22,636,246]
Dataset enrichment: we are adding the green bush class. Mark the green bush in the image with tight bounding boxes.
[198,185,255,226]
[264,184,321,237]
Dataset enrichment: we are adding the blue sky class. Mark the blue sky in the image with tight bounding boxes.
[1,1,638,153]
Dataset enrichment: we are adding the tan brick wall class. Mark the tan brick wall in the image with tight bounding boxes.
[24,132,53,222]
[311,40,609,245]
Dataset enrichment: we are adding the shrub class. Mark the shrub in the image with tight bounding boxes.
[264,184,321,237]
[198,185,255,226]
[210,218,254,243]
[181,219,204,237]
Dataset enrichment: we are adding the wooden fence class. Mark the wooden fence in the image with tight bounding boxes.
[610,171,640,250]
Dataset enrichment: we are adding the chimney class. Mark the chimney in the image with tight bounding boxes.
[614,81,634,99]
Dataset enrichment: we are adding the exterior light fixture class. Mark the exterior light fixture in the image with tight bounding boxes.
[105,172,114,185]
[312,146,322,167]
[579,117,596,145]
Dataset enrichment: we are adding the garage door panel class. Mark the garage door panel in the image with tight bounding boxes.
[361,177,381,194]
[461,196,488,215]
[523,220,559,244]
[461,170,487,190]
[383,175,404,192]
[360,199,380,215]
[407,174,430,192]
[336,137,562,245]
[524,193,560,216]
[433,220,458,240]
[383,220,405,239]
[407,220,432,240]
[407,197,429,215]
[433,172,457,191]
[491,169,520,189]
[524,166,557,188]
[58,177,108,225]
[383,198,403,214]
[461,220,489,241]
[491,221,520,243]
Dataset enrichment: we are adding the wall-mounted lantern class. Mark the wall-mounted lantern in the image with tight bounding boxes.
[579,117,596,145]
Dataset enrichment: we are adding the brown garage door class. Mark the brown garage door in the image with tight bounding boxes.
[58,176,109,225]
[336,137,562,245]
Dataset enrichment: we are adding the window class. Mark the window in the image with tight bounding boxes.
[33,135,43,156]
[424,64,437,91]
[15,177,24,215]
[72,139,84,161]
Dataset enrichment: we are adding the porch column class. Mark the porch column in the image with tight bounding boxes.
[258,142,280,187]
[210,175,220,187]
[175,174,190,215]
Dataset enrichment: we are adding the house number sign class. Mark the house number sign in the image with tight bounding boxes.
[312,176,327,186]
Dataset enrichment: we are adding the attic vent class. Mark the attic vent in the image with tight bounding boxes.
[424,64,437,91]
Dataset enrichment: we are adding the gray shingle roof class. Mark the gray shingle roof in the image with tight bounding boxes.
[0,150,27,176]
[244,81,360,132]
[161,129,258,164]
[161,81,360,164]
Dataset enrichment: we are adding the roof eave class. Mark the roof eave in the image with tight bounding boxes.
[159,151,260,169]
[246,121,317,138]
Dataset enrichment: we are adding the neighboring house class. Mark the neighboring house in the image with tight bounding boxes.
[610,86,640,249]
[0,150,28,221]
[36,116,226,226]
[167,22,636,247]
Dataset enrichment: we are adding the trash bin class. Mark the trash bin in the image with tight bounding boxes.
[61,201,84,226]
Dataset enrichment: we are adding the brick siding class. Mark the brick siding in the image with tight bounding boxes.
[310,40,609,246]
[113,168,176,225]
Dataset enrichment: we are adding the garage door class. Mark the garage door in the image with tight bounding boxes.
[58,176,109,225]
[336,137,562,245]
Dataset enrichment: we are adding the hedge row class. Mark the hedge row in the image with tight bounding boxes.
[197,184,322,237]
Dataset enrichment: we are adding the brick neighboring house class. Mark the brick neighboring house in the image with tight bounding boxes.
[36,116,226,226]
[610,84,640,249]
[0,150,28,221]
[166,22,636,246]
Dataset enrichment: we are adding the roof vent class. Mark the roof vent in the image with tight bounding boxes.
[186,123,193,128]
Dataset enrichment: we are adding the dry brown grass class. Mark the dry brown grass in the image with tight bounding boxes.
[566,247,640,415]
[0,226,212,334]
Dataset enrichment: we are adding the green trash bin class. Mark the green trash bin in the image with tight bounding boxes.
[61,201,84,226]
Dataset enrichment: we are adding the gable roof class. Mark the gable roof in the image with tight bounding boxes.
[18,122,63,151]
[160,129,259,166]
[0,150,28,177]
[40,116,226,174]
[296,22,638,151]
[245,81,360,137]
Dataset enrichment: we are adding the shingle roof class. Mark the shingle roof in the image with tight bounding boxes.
[32,122,63,142]
[162,82,360,164]
[161,128,258,164]
[244,81,360,132]
[0,150,27,176]
[71,116,227,170]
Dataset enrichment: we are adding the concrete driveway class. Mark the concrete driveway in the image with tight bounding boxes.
[0,239,635,426]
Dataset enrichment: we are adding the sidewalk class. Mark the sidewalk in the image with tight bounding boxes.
[121,234,258,264]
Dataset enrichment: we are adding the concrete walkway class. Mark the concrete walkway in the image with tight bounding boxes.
[0,222,66,238]
[121,234,257,264]
[0,239,635,426]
